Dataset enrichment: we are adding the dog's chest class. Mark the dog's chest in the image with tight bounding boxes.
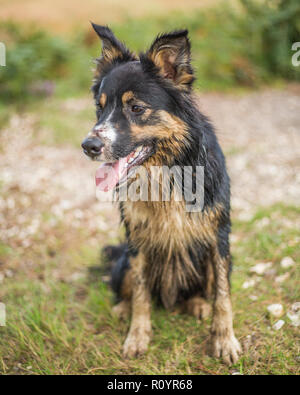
[122,201,219,308]
[123,201,192,251]
[122,200,219,251]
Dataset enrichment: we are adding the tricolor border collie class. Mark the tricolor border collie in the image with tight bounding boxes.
[82,23,241,365]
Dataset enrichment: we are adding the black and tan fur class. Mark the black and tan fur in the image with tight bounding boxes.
[82,24,242,365]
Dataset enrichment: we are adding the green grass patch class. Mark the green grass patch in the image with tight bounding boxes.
[0,204,299,374]
[0,242,12,259]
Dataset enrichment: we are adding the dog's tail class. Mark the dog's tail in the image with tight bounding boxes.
[102,243,132,302]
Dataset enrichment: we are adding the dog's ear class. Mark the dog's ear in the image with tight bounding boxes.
[145,30,194,91]
[91,23,135,73]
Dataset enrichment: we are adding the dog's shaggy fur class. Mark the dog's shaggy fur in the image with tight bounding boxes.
[82,24,242,365]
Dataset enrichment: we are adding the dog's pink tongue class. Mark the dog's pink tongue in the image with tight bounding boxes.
[95,158,127,191]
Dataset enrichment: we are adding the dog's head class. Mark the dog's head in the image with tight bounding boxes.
[82,24,195,190]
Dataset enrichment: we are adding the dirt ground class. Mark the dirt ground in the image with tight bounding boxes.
[199,87,300,218]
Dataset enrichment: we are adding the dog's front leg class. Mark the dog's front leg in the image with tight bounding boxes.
[210,248,242,365]
[123,252,151,358]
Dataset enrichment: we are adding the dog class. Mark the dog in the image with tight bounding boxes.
[81,23,242,365]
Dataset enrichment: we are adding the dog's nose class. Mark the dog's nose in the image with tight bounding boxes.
[81,137,104,157]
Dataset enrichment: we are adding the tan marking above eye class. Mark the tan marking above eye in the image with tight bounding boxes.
[122,91,151,114]
[122,91,135,104]
[99,93,107,108]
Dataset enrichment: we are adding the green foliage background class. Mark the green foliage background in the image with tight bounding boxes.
[0,0,299,104]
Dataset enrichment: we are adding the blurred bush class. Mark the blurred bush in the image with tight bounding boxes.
[111,0,300,89]
[240,0,300,81]
[0,23,92,103]
[0,0,299,104]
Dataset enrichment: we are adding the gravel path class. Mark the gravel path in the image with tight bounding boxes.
[198,87,300,218]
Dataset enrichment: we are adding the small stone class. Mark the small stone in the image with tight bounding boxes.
[250,262,273,275]
[280,257,295,269]
[74,209,84,219]
[4,269,13,278]
[287,302,300,327]
[275,273,290,284]
[7,198,15,210]
[22,239,31,248]
[267,303,283,317]
[232,371,243,375]
[249,295,258,301]
[272,320,285,331]
[230,234,239,244]
[60,200,72,211]
[242,334,253,352]
[242,277,261,289]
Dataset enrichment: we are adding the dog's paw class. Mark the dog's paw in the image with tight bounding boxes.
[210,333,242,365]
[123,329,151,358]
[112,301,130,320]
[183,296,211,320]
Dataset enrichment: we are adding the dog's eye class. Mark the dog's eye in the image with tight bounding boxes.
[131,105,144,114]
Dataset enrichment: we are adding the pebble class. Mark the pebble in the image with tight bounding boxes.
[267,304,284,317]
[4,269,13,278]
[275,273,290,284]
[280,257,295,269]
[242,277,261,289]
[249,295,258,301]
[250,262,273,275]
[272,320,285,331]
[242,334,253,352]
[287,302,300,327]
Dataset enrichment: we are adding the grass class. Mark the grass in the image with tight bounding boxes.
[0,204,299,375]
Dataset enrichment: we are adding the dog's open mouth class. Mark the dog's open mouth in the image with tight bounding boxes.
[95,145,153,191]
